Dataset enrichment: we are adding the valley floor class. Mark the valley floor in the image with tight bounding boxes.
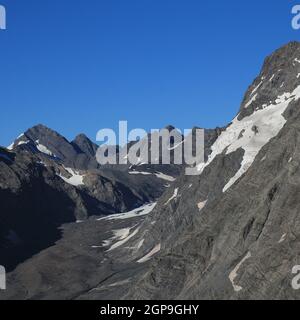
[0,206,154,300]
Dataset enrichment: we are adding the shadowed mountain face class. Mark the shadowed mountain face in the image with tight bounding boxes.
[1,125,202,272]
[2,41,300,300]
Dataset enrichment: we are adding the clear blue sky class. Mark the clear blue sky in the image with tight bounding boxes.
[0,0,299,146]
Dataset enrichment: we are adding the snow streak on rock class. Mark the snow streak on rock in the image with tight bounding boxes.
[105,226,140,252]
[97,203,157,221]
[164,188,179,205]
[129,171,176,182]
[137,244,161,263]
[229,252,252,292]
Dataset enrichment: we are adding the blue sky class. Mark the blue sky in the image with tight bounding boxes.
[0,0,299,146]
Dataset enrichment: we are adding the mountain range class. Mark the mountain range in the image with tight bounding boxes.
[1,41,300,300]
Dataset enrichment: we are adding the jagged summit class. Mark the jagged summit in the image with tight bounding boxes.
[262,41,300,71]
[73,133,90,141]
[71,133,98,156]
[238,41,300,120]
[25,123,67,139]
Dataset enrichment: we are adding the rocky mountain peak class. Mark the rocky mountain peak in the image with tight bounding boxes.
[238,41,300,120]
[25,124,65,140]
[71,134,98,156]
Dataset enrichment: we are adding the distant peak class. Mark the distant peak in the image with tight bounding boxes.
[73,133,90,141]
[26,124,60,136]
[71,133,98,156]
[31,124,51,131]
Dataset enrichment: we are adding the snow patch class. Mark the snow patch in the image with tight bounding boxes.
[36,140,56,157]
[7,143,14,150]
[108,279,131,287]
[197,200,207,211]
[97,203,156,221]
[17,133,24,139]
[164,188,179,205]
[129,171,176,182]
[136,239,144,250]
[106,226,140,252]
[58,167,85,186]
[17,140,30,147]
[229,252,251,292]
[154,172,176,182]
[129,171,151,176]
[250,80,263,96]
[278,233,287,243]
[126,238,145,251]
[261,156,266,162]
[244,93,258,108]
[137,244,161,263]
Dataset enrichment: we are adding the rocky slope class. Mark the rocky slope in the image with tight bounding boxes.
[119,41,300,300]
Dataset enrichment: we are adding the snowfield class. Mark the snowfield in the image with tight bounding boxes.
[197,85,300,192]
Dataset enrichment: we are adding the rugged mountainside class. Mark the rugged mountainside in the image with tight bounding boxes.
[1,124,199,272]
[120,41,300,300]
[1,41,300,300]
